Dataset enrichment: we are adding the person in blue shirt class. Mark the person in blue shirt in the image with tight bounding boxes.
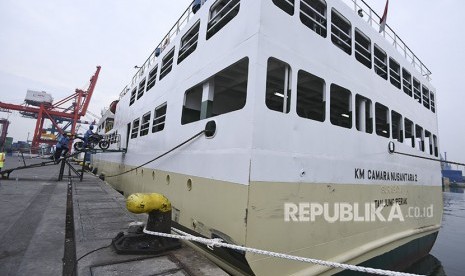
[83,125,94,148]
[53,133,70,162]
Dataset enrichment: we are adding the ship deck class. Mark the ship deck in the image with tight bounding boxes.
[0,155,226,276]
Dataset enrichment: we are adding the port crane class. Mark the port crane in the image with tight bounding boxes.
[0,66,101,150]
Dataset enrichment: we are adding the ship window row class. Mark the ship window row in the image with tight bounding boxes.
[129,57,248,139]
[129,0,241,107]
[130,103,168,140]
[265,57,438,157]
[271,1,436,114]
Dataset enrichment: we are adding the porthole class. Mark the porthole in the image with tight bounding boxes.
[187,179,193,191]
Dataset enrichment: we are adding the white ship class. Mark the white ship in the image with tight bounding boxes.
[93,0,442,275]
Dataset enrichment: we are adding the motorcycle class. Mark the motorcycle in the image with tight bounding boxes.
[73,133,110,151]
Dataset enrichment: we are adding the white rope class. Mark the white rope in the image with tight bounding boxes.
[143,227,423,276]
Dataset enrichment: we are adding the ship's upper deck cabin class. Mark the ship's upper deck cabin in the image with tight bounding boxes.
[113,0,439,172]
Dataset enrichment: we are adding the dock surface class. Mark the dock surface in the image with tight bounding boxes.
[0,155,227,276]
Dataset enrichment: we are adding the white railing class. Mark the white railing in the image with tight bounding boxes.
[354,40,371,62]
[207,0,240,36]
[341,0,432,81]
[119,0,200,100]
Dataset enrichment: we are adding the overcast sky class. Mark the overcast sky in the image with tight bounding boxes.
[1,0,464,165]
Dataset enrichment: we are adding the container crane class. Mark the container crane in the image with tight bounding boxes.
[0,66,101,150]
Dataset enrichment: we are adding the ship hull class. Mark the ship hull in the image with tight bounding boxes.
[94,159,442,275]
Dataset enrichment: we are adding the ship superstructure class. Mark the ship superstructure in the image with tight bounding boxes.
[93,0,442,275]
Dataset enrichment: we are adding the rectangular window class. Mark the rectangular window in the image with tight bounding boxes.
[422,85,430,109]
[413,78,421,104]
[374,45,387,80]
[297,70,325,122]
[207,0,240,39]
[131,118,140,139]
[331,9,351,55]
[160,48,175,80]
[178,21,200,64]
[129,88,137,106]
[137,78,146,100]
[404,118,415,148]
[415,124,424,152]
[389,58,401,89]
[182,58,248,124]
[266,58,292,113]
[402,69,412,97]
[273,0,294,15]
[391,111,403,142]
[433,135,438,157]
[210,58,248,117]
[425,130,433,155]
[375,103,390,138]
[355,94,373,134]
[147,66,158,92]
[330,84,352,129]
[299,0,327,37]
[181,85,202,125]
[430,92,436,113]
[152,103,167,133]
[354,29,371,68]
[140,112,151,137]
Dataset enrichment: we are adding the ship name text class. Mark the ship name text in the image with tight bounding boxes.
[355,168,418,182]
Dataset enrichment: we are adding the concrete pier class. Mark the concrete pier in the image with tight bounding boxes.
[0,155,227,276]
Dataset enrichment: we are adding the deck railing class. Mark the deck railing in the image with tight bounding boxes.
[119,0,200,99]
[119,0,433,102]
[341,0,432,81]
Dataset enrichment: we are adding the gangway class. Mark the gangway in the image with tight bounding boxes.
[0,150,82,180]
[0,147,127,181]
[0,159,58,179]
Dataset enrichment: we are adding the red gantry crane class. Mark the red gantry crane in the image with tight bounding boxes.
[0,66,101,150]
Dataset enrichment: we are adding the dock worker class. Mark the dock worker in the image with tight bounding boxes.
[54,133,70,162]
[83,125,94,148]
[0,151,5,172]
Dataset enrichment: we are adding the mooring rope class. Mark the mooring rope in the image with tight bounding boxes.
[104,130,205,178]
[143,227,423,276]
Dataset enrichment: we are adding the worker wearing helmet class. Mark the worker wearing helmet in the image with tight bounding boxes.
[83,125,94,148]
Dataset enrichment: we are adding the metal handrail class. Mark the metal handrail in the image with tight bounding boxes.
[342,0,432,81]
[355,49,371,63]
[300,0,327,28]
[119,0,198,100]
[207,1,240,34]
[300,8,327,31]
[178,41,198,60]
